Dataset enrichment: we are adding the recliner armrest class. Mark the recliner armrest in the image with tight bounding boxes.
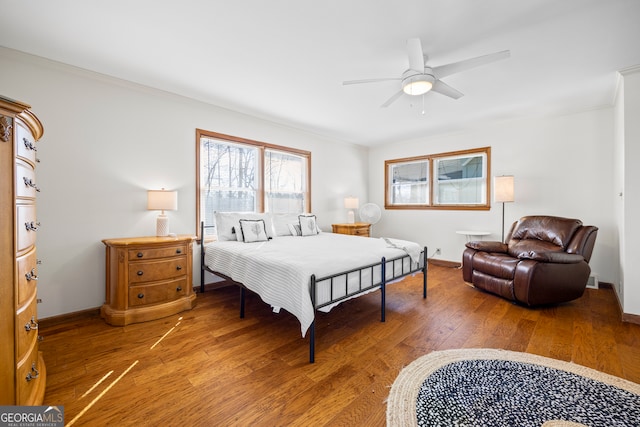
[517,251,584,264]
[465,241,508,253]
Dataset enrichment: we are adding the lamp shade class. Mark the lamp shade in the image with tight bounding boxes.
[494,176,514,203]
[344,197,359,210]
[147,190,178,211]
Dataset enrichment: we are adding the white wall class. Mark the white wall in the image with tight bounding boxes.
[619,66,640,316]
[613,74,625,306]
[0,48,368,318]
[368,108,617,287]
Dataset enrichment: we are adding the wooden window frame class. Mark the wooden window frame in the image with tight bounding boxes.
[385,146,491,210]
[196,129,311,240]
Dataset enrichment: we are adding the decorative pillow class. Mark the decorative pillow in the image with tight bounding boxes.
[214,212,276,241]
[287,223,302,236]
[299,215,319,236]
[239,219,269,243]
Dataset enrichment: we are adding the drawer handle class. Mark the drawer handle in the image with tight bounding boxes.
[25,268,38,281]
[137,293,144,299]
[137,252,144,258]
[25,316,39,331]
[137,271,144,276]
[176,249,182,254]
[23,137,37,152]
[22,176,41,192]
[176,286,182,292]
[25,221,40,231]
[25,363,39,382]
[176,266,182,271]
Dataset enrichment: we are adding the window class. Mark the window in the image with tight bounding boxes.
[196,130,311,239]
[388,159,430,205]
[385,147,490,210]
[264,149,307,213]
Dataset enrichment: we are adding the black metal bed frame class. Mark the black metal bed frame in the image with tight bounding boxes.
[200,222,427,363]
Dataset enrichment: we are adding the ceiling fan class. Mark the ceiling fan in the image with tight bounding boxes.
[343,38,510,108]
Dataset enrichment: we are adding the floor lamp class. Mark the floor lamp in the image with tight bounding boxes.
[494,176,514,242]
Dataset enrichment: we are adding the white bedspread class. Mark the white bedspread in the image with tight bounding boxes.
[204,233,423,337]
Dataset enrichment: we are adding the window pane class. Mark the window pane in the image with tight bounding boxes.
[265,149,307,213]
[200,137,258,228]
[434,153,486,205]
[389,161,429,204]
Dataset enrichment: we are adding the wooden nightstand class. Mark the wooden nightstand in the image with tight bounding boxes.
[331,222,371,237]
[101,235,197,326]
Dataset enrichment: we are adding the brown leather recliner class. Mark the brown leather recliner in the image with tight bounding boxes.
[462,216,598,306]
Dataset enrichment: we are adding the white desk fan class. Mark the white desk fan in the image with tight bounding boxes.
[358,203,381,232]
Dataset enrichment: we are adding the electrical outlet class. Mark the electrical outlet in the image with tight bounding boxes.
[435,248,441,255]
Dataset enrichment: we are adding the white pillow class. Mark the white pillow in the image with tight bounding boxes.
[299,215,319,236]
[214,212,276,241]
[239,219,269,243]
[272,213,302,236]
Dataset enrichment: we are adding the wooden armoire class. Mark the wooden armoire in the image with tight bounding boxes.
[0,96,46,405]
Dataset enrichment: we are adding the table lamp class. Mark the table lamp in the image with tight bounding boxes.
[344,197,359,224]
[147,189,178,236]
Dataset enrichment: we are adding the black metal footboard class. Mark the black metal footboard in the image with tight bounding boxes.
[308,247,427,363]
[199,221,428,364]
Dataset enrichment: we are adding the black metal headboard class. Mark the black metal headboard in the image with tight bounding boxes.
[200,221,216,292]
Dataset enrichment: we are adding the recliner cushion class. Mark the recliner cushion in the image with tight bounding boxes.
[472,252,520,279]
[510,216,582,248]
[507,239,563,258]
[471,271,516,301]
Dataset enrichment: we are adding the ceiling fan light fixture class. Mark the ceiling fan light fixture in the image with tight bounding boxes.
[402,74,434,96]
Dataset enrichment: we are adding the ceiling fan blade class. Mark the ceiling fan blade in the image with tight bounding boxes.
[381,90,405,108]
[407,38,424,73]
[433,50,510,79]
[343,77,401,85]
[431,80,464,99]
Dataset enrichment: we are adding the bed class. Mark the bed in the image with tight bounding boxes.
[200,212,427,363]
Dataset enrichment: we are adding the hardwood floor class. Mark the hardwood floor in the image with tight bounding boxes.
[40,264,640,426]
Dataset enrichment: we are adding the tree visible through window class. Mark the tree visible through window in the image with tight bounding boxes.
[201,139,258,215]
[265,149,307,213]
[385,147,490,210]
[196,130,311,239]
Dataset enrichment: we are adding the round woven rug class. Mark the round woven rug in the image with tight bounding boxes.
[386,348,640,427]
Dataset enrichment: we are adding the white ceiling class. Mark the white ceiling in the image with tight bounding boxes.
[1,0,639,146]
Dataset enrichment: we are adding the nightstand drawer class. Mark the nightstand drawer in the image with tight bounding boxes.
[353,227,369,236]
[128,244,188,261]
[128,278,189,307]
[128,257,187,284]
[332,223,371,237]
